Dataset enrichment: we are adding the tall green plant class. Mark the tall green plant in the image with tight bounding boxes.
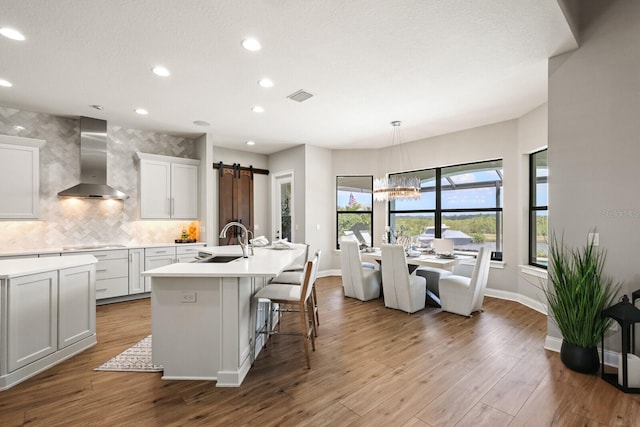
[543,232,620,348]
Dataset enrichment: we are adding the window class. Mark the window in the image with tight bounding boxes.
[336,176,373,249]
[530,149,548,267]
[389,159,503,260]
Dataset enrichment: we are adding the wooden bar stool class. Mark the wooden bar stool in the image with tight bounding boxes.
[254,252,320,368]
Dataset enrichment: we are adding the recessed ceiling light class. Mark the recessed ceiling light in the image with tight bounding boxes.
[251,106,264,113]
[135,108,149,115]
[258,78,274,88]
[0,79,13,88]
[246,141,256,146]
[242,38,261,51]
[0,27,25,41]
[193,120,210,126]
[152,66,171,77]
[91,104,104,110]
[13,125,25,131]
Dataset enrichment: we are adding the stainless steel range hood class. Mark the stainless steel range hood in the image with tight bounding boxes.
[58,116,128,200]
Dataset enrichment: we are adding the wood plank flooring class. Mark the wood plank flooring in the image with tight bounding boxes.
[1,276,639,426]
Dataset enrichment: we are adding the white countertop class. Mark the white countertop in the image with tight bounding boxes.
[142,245,305,278]
[0,242,206,257]
[0,254,98,279]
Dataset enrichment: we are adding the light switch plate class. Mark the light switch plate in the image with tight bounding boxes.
[588,232,599,246]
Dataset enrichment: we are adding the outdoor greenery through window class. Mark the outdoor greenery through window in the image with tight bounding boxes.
[530,149,548,267]
[389,159,503,260]
[336,176,373,249]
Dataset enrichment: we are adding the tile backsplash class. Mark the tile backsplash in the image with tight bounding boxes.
[0,106,201,251]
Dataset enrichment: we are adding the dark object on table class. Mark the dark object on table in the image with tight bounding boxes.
[175,239,197,243]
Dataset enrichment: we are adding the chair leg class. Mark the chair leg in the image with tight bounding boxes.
[312,284,320,328]
[299,305,311,369]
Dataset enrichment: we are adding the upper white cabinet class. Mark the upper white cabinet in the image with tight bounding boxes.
[0,135,46,219]
[136,152,200,219]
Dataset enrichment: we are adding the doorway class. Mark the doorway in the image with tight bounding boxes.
[272,171,294,242]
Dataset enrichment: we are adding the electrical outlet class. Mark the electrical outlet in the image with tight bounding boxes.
[588,232,599,246]
[180,291,197,303]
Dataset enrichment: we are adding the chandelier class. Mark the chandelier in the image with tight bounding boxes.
[373,121,421,202]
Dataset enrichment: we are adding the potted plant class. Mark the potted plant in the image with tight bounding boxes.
[543,231,620,374]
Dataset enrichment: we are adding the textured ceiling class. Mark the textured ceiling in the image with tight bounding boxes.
[0,0,577,154]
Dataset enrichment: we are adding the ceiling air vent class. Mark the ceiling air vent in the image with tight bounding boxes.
[287,89,314,103]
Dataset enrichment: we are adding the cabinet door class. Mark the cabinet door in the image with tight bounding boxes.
[128,249,144,294]
[144,253,176,292]
[58,265,96,349]
[140,159,171,219]
[0,143,40,219]
[171,163,198,219]
[7,271,58,372]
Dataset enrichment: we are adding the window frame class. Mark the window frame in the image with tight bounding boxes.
[388,159,504,261]
[529,148,548,268]
[336,175,374,250]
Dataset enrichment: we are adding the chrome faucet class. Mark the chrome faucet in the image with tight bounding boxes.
[219,221,253,258]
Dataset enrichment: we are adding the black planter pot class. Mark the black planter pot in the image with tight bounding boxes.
[560,339,600,374]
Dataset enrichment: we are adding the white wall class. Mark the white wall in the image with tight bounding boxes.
[548,0,640,341]
[268,145,306,243]
[304,144,333,270]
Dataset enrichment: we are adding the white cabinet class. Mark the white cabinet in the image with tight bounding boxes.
[58,265,96,349]
[176,244,205,263]
[0,136,46,219]
[7,271,58,372]
[128,249,145,294]
[62,249,128,300]
[0,256,96,390]
[144,247,177,292]
[136,152,200,219]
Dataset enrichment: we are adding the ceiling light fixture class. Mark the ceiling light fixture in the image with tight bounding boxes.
[0,79,13,88]
[152,66,171,77]
[251,106,264,113]
[193,120,210,126]
[246,141,256,146]
[135,108,149,115]
[0,27,25,41]
[91,104,104,110]
[373,121,421,202]
[241,38,261,51]
[13,125,26,131]
[258,78,274,88]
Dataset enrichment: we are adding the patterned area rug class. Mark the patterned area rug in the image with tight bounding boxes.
[94,335,163,372]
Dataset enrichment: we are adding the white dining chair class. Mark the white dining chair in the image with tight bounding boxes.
[439,246,491,317]
[339,239,381,301]
[380,244,426,314]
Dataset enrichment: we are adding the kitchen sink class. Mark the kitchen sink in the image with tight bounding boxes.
[198,255,243,263]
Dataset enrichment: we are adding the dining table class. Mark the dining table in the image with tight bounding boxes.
[360,247,472,274]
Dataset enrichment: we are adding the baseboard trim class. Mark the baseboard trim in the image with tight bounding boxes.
[483,288,547,315]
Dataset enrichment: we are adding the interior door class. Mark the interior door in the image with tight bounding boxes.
[218,164,254,245]
[273,171,293,242]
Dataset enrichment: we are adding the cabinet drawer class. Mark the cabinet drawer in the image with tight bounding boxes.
[176,244,205,255]
[145,247,176,257]
[95,258,128,280]
[95,277,129,300]
[62,249,128,260]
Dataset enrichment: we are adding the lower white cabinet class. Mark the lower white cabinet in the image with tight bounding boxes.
[176,245,203,263]
[0,256,97,391]
[144,247,177,292]
[128,249,144,294]
[7,271,58,372]
[58,265,96,349]
[63,250,128,300]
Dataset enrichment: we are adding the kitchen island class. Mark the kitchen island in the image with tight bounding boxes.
[142,245,305,387]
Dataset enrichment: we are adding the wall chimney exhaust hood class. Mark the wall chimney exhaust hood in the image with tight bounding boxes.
[58,116,128,200]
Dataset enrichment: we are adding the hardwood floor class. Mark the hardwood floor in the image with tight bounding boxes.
[1,276,639,426]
